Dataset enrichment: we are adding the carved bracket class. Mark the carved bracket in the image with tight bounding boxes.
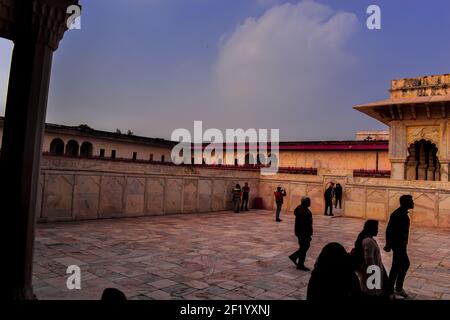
[0,0,80,51]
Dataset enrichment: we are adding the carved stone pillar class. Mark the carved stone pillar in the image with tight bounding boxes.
[418,143,427,180]
[406,146,417,180]
[0,0,79,300]
[388,122,407,180]
[435,163,441,181]
[440,162,449,182]
[427,149,435,181]
[426,167,435,181]
[390,159,406,180]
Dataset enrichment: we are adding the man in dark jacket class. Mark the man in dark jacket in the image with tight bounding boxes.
[384,194,414,298]
[289,196,313,271]
[334,183,343,209]
[232,184,242,213]
[241,182,250,211]
[274,186,286,222]
[324,183,334,216]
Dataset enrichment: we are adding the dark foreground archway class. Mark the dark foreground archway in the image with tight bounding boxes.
[0,0,79,299]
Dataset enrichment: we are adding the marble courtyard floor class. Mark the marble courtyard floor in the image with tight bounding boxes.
[33,210,450,300]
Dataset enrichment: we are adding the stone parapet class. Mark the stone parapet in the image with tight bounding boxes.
[38,155,450,228]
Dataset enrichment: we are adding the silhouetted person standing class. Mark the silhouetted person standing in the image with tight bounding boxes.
[384,194,414,298]
[232,184,242,213]
[289,197,313,271]
[241,182,250,211]
[324,183,334,216]
[307,242,361,300]
[354,220,390,300]
[274,186,286,222]
[334,183,343,209]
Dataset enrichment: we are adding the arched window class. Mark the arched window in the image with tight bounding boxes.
[49,138,64,155]
[80,141,93,157]
[245,153,255,166]
[406,139,440,181]
[65,140,79,157]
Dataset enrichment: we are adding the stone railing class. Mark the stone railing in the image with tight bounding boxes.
[37,155,260,222]
[37,155,450,228]
[37,155,321,222]
[344,177,450,228]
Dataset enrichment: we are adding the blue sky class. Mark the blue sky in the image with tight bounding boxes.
[1,0,450,140]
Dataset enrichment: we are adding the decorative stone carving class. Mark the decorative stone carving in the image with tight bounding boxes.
[198,179,212,212]
[391,74,450,99]
[183,179,198,213]
[73,175,100,219]
[165,178,183,214]
[407,126,440,147]
[411,192,436,227]
[43,173,74,219]
[145,178,164,215]
[124,177,145,216]
[438,193,450,228]
[99,176,125,218]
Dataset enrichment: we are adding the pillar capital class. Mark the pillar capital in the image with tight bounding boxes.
[31,0,81,50]
[0,0,80,51]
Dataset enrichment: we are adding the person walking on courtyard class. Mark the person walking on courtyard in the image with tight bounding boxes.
[384,194,414,298]
[274,186,286,222]
[289,196,313,271]
[324,182,334,216]
[307,242,362,300]
[334,183,343,209]
[353,220,390,300]
[241,182,250,211]
[232,184,242,213]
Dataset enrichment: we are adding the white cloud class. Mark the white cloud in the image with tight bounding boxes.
[211,0,359,139]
